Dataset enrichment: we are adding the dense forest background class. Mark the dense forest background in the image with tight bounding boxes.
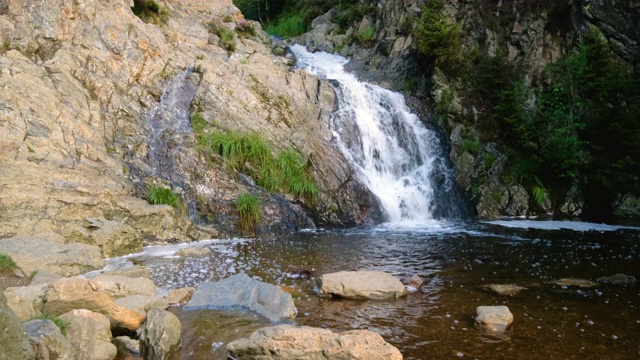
[234,0,640,220]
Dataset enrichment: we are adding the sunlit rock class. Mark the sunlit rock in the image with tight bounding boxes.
[548,278,599,288]
[475,305,514,332]
[480,283,527,296]
[317,271,407,300]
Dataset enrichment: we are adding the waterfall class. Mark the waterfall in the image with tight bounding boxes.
[146,69,199,220]
[290,45,463,225]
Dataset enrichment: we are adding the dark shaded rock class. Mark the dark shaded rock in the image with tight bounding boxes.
[113,336,140,358]
[24,319,73,360]
[0,290,35,360]
[137,309,182,360]
[185,272,296,322]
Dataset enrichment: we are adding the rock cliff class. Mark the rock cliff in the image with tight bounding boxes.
[0,0,380,255]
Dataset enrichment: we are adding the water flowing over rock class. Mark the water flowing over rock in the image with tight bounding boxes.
[0,290,35,360]
[185,272,296,322]
[291,44,463,224]
[317,271,407,300]
[226,324,403,360]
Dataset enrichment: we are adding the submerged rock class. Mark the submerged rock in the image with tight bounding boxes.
[44,277,145,331]
[174,246,212,257]
[548,278,600,288]
[480,283,527,296]
[226,324,403,360]
[475,306,514,332]
[185,272,296,322]
[137,308,182,360]
[317,271,407,300]
[0,290,35,360]
[597,273,636,285]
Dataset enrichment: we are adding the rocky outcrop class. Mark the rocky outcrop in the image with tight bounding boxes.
[226,324,403,360]
[0,237,104,277]
[24,319,73,360]
[0,290,35,360]
[475,305,514,332]
[44,277,145,331]
[137,308,182,360]
[317,271,407,300]
[58,309,117,360]
[185,272,296,322]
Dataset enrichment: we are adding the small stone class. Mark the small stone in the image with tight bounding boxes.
[113,336,141,357]
[402,274,424,289]
[475,305,514,332]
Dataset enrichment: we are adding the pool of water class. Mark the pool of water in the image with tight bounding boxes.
[114,221,640,359]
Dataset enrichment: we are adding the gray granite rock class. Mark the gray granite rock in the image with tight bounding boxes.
[137,309,182,360]
[0,290,35,360]
[24,319,74,360]
[185,272,296,322]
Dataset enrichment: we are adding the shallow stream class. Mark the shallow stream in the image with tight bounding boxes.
[109,220,640,359]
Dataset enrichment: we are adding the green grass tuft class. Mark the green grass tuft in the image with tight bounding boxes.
[235,193,261,235]
[146,186,182,210]
[33,314,69,336]
[131,0,170,25]
[264,12,306,38]
[0,253,17,272]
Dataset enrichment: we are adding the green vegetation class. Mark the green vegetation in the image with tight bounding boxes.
[146,186,183,211]
[264,12,306,37]
[131,0,170,25]
[192,113,319,202]
[413,0,465,76]
[207,21,236,53]
[0,253,17,272]
[355,25,376,47]
[33,314,69,336]
[235,193,261,234]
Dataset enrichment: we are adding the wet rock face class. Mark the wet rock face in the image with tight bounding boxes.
[226,324,403,360]
[587,0,640,61]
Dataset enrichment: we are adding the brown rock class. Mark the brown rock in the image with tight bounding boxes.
[44,277,145,331]
[548,278,600,288]
[227,324,403,360]
[475,306,514,332]
[480,283,527,296]
[163,287,195,306]
[58,309,117,360]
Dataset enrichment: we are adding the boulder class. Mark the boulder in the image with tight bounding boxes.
[548,278,599,288]
[44,277,145,331]
[83,217,143,258]
[174,246,212,257]
[0,290,35,360]
[475,306,514,332]
[4,282,49,321]
[597,273,636,286]
[480,284,527,296]
[24,319,73,360]
[137,308,182,360]
[113,336,141,358]
[163,287,195,306]
[185,272,296,322]
[91,274,157,299]
[29,271,62,286]
[317,271,407,300]
[0,237,104,277]
[58,309,117,360]
[226,324,403,360]
[97,265,152,280]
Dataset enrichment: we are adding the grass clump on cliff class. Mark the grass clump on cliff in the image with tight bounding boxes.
[198,128,319,203]
[131,0,170,25]
[235,193,261,235]
[146,186,184,212]
[207,21,236,53]
[0,253,17,272]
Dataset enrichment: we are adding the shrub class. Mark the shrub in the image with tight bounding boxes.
[264,12,306,38]
[207,21,236,53]
[131,0,170,25]
[235,193,261,235]
[0,253,17,272]
[355,25,376,46]
[236,20,256,37]
[461,137,480,155]
[146,186,182,210]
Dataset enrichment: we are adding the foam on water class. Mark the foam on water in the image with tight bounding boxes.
[486,220,640,232]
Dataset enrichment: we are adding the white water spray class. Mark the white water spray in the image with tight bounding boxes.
[291,45,460,225]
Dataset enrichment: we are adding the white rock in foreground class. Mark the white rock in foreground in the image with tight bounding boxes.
[227,324,403,360]
[475,306,514,332]
[317,271,407,299]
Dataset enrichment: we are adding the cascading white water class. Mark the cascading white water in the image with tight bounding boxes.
[291,44,460,225]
